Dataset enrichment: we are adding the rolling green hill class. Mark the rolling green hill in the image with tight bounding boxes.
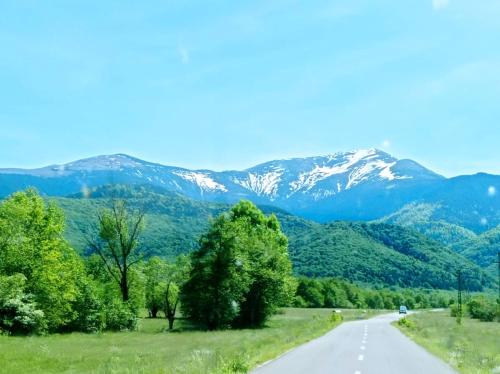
[453,226,500,276]
[379,203,499,275]
[378,203,478,245]
[49,185,493,291]
[285,221,491,290]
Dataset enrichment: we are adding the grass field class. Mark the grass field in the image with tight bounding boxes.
[0,308,381,374]
[396,310,500,374]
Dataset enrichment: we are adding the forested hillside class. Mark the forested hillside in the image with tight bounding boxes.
[50,185,493,290]
[379,203,499,275]
[453,226,500,276]
[285,221,491,290]
[379,203,478,244]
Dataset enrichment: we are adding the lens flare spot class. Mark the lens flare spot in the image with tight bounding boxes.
[81,185,91,198]
[381,139,391,148]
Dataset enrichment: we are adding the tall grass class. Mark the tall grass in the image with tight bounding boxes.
[0,308,378,374]
[396,310,500,374]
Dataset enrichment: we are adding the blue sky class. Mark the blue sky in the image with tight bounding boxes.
[1,0,499,176]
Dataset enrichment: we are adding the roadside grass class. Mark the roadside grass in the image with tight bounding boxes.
[0,308,381,374]
[395,310,500,374]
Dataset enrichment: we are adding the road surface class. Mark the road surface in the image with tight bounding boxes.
[252,312,456,374]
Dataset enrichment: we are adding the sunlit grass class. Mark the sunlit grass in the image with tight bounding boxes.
[396,310,500,374]
[0,308,381,374]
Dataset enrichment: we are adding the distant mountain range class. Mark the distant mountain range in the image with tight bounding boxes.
[1,149,499,232]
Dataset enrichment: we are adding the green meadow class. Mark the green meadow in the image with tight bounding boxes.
[396,310,500,374]
[0,308,381,374]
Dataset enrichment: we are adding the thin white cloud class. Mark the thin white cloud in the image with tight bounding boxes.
[433,0,450,11]
[381,139,391,149]
[178,46,190,64]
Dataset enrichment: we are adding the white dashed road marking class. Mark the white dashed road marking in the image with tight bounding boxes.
[358,355,364,361]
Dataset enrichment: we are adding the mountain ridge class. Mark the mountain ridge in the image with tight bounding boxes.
[0,149,498,232]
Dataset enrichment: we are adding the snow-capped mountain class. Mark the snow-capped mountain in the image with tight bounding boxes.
[1,149,498,230]
[231,149,439,201]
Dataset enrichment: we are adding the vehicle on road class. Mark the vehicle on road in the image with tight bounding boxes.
[399,305,408,314]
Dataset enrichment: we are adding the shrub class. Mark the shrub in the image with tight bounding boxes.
[67,279,104,333]
[467,297,497,322]
[104,300,137,331]
[398,317,415,329]
[0,274,47,335]
[330,311,343,323]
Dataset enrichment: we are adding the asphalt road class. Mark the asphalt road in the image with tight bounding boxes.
[252,312,456,374]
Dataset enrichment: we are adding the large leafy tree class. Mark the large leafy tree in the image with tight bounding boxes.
[0,189,86,332]
[181,214,249,330]
[233,205,295,327]
[181,200,295,329]
[87,200,145,302]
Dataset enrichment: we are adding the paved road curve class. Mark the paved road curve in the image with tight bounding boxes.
[252,312,456,374]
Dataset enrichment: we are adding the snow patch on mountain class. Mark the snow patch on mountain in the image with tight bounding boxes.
[173,171,228,192]
[289,149,380,193]
[378,163,412,181]
[233,169,284,198]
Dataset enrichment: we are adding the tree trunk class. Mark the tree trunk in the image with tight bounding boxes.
[167,316,175,330]
[121,273,129,302]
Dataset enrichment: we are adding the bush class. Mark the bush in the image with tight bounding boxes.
[467,297,498,322]
[104,300,137,331]
[0,274,47,335]
[398,317,415,329]
[67,279,104,333]
[330,311,343,323]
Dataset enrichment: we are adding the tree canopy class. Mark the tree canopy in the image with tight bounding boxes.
[0,189,92,332]
[181,200,295,330]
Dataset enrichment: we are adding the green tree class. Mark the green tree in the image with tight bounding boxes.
[181,201,294,329]
[0,189,88,332]
[87,200,145,302]
[144,257,166,318]
[163,255,190,330]
[181,213,251,330]
[84,254,139,331]
[366,292,384,309]
[234,204,295,327]
[296,278,324,308]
